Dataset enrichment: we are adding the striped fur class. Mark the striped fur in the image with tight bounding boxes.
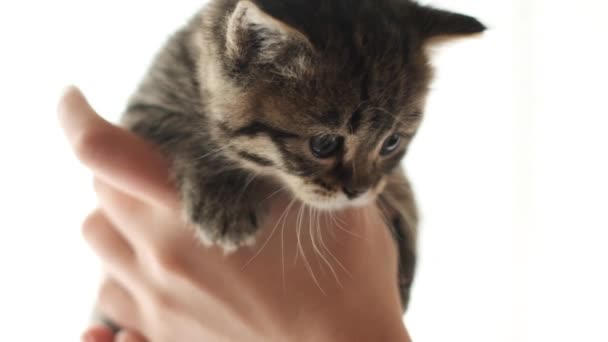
[121,0,485,310]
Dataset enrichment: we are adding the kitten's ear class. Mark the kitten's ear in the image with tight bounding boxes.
[225,0,313,75]
[413,5,486,41]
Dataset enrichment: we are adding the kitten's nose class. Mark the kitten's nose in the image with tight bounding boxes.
[343,186,365,199]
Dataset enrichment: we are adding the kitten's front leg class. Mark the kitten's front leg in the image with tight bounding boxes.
[123,107,267,251]
[178,163,268,251]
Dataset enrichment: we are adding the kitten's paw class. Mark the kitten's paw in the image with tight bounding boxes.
[192,209,260,253]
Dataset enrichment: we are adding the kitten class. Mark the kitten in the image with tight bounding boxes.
[121,0,485,310]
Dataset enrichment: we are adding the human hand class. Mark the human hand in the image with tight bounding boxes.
[59,87,411,342]
[82,325,144,342]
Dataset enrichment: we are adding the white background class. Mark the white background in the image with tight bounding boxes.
[0,0,606,341]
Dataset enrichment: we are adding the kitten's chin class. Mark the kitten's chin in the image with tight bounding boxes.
[298,191,375,211]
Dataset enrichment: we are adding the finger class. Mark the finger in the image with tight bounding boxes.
[116,330,148,342]
[81,325,115,342]
[58,86,179,210]
[82,209,136,273]
[93,178,199,280]
[93,178,173,252]
[96,278,140,332]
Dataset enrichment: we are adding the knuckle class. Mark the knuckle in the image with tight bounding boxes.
[149,290,176,314]
[147,245,206,293]
[72,128,110,166]
[96,278,128,312]
[151,247,188,278]
[95,279,137,329]
[81,210,103,239]
[97,279,115,303]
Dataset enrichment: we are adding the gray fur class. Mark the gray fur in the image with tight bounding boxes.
[121,0,485,311]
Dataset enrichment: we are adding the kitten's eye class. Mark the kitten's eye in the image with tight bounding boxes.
[380,134,402,156]
[310,134,341,159]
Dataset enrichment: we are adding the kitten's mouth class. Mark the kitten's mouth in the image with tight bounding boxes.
[279,174,383,211]
[298,189,375,211]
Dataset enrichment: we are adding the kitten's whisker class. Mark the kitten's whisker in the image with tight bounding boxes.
[329,211,341,242]
[299,205,325,295]
[327,211,338,241]
[323,211,335,240]
[329,212,363,239]
[280,198,297,294]
[241,197,295,270]
[294,202,305,265]
[236,172,259,203]
[263,186,289,202]
[334,214,348,226]
[310,208,326,275]
[316,209,329,266]
[311,208,339,284]
[319,211,351,281]
[316,209,343,287]
[192,144,231,161]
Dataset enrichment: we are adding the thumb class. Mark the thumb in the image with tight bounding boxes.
[58,86,179,210]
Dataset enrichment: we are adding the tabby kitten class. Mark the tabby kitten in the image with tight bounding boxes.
[122,0,485,310]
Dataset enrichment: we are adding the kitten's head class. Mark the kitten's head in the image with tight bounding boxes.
[199,0,485,210]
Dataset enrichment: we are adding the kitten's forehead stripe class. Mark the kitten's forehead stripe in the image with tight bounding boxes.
[312,109,341,128]
[360,72,370,102]
[370,110,395,131]
[237,151,275,167]
[328,109,342,127]
[348,107,363,134]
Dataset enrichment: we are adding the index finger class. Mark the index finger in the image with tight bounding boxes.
[58,86,179,210]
